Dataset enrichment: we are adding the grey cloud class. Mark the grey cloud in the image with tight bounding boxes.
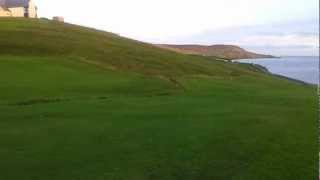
[167,18,319,56]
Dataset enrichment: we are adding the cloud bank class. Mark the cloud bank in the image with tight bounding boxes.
[164,19,319,56]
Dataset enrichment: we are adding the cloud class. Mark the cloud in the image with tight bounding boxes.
[233,34,318,47]
[35,0,318,40]
[167,19,319,56]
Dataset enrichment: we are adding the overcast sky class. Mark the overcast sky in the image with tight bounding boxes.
[35,0,319,56]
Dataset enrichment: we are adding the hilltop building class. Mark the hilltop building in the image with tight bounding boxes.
[0,0,37,18]
[53,16,64,22]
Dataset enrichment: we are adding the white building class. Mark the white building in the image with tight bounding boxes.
[53,16,64,22]
[0,0,37,18]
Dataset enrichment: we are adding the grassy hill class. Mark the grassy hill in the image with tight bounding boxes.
[157,44,275,59]
[0,18,317,180]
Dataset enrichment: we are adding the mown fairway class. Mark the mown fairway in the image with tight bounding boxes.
[0,18,317,180]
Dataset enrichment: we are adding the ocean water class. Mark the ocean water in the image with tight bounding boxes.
[236,57,319,84]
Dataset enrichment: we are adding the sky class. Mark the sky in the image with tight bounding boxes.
[35,0,319,56]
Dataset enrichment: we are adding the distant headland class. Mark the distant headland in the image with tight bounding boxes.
[156,44,275,60]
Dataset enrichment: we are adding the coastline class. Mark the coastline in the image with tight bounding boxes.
[271,73,315,86]
[233,61,316,86]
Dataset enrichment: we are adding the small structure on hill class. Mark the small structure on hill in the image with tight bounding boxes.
[53,16,64,22]
[0,0,37,18]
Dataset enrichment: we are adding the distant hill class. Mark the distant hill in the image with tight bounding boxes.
[157,44,274,60]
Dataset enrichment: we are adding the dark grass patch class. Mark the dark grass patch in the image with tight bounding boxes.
[10,98,69,106]
[97,96,109,100]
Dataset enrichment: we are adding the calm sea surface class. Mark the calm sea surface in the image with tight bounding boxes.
[236,56,319,84]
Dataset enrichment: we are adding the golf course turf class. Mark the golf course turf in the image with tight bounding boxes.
[0,18,317,180]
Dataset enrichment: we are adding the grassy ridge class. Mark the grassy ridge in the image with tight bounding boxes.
[0,18,240,76]
[0,18,317,180]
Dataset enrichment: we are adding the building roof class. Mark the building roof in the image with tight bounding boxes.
[0,0,29,8]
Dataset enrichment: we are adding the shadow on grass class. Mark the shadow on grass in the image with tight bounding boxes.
[10,98,69,106]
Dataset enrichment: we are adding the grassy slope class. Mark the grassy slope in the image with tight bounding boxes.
[0,18,317,180]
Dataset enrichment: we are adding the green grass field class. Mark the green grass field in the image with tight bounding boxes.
[0,18,317,180]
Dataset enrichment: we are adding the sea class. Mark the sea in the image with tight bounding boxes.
[235,56,319,85]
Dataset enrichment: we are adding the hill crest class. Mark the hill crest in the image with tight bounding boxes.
[156,44,275,60]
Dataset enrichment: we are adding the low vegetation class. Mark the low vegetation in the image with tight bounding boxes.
[0,18,317,180]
